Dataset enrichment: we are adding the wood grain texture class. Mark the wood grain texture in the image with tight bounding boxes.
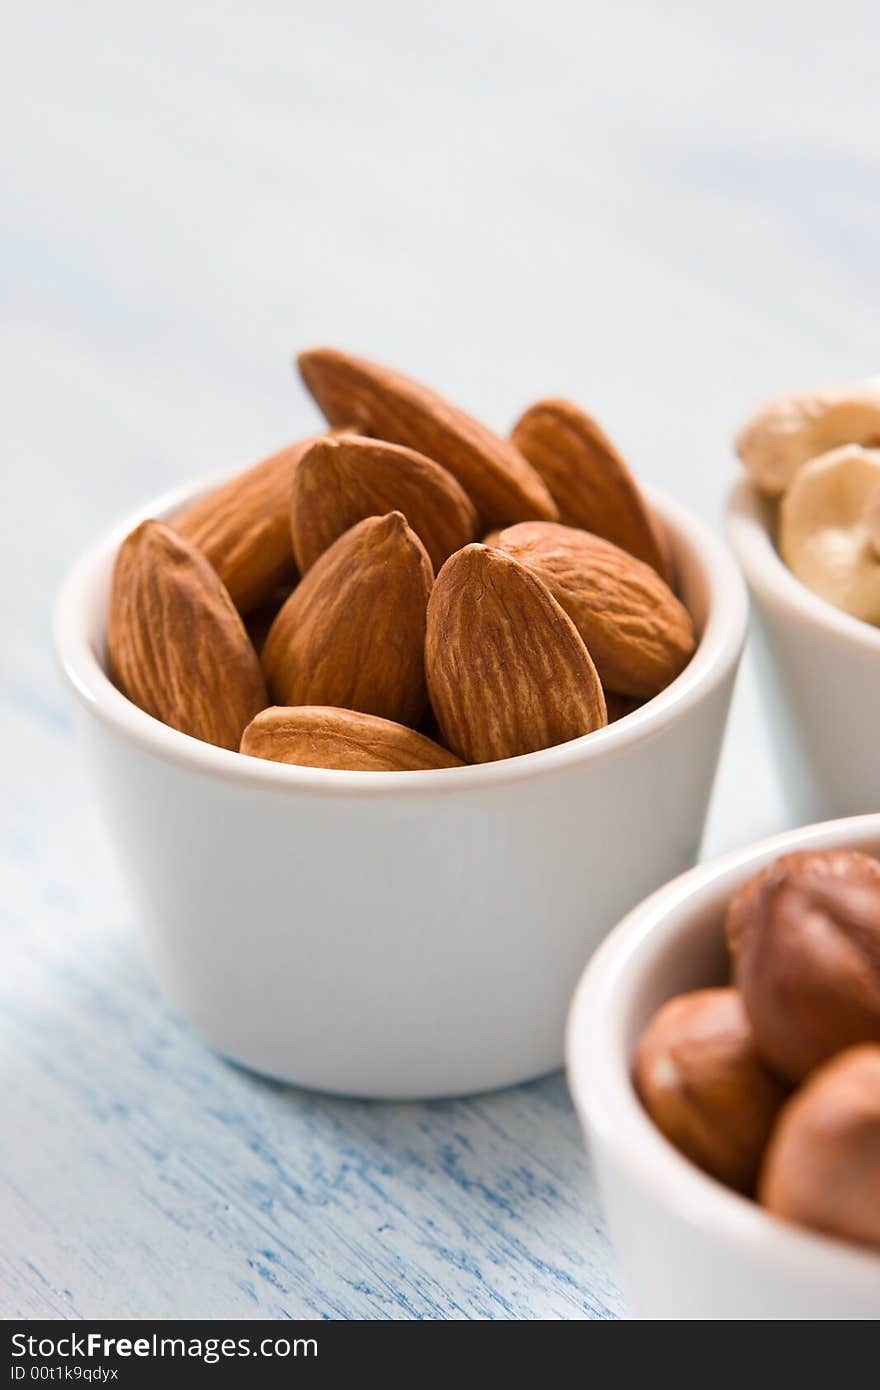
[0,707,620,1317]
[5,0,878,1323]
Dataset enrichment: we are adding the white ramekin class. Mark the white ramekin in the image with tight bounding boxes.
[54,472,746,1099]
[567,813,880,1320]
[727,477,880,822]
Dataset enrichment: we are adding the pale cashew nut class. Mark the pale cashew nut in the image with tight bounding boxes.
[735,377,880,497]
[779,444,880,624]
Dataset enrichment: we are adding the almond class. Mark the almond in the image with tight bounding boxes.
[511,398,671,582]
[290,433,477,574]
[297,347,558,529]
[241,706,464,771]
[493,522,695,699]
[425,544,606,763]
[263,512,433,725]
[172,438,313,613]
[108,520,267,750]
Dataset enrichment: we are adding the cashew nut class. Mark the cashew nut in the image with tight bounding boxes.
[736,377,880,497]
[779,444,880,624]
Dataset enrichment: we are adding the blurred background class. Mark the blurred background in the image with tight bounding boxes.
[2,0,879,1318]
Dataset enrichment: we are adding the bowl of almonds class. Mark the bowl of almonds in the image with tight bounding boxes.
[567,814,880,1320]
[55,348,746,1098]
[728,376,880,821]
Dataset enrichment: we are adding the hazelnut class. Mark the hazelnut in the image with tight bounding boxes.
[727,850,880,1084]
[634,987,788,1192]
[759,1045,880,1253]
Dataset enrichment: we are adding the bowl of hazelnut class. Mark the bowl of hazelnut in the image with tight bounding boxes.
[727,376,880,821]
[566,814,880,1320]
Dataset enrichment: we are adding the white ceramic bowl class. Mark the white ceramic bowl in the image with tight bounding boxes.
[727,477,880,822]
[54,472,746,1100]
[567,813,880,1320]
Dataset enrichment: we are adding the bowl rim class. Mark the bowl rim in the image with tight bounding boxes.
[566,812,880,1290]
[726,474,880,652]
[53,468,747,796]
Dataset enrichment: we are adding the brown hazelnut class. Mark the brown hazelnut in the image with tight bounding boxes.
[634,987,788,1193]
[726,850,880,1084]
[759,1044,880,1252]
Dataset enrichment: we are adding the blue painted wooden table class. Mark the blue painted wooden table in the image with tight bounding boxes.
[3,0,877,1319]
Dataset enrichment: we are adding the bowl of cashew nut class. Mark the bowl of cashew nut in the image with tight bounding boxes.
[727,376,880,821]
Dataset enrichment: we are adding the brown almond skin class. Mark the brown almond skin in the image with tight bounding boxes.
[172,438,313,613]
[290,433,478,574]
[635,988,788,1193]
[263,512,433,726]
[425,544,606,764]
[726,850,880,1085]
[108,520,268,750]
[494,522,695,699]
[241,706,464,772]
[297,347,558,529]
[759,1045,880,1252]
[511,398,671,581]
